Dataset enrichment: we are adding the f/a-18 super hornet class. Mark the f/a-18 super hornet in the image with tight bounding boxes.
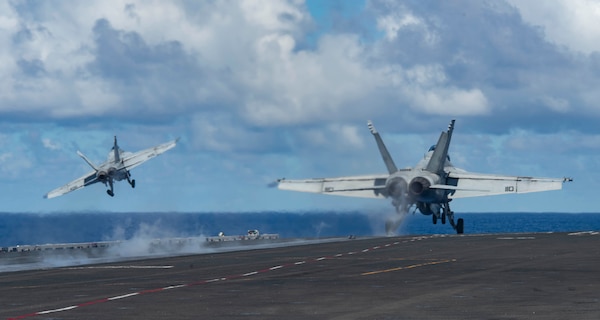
[277,120,572,234]
[45,136,178,199]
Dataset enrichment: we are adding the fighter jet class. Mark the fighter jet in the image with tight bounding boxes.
[277,120,572,234]
[45,136,178,199]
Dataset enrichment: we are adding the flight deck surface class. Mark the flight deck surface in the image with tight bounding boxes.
[2,232,599,319]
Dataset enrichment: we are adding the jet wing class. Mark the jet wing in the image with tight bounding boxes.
[446,171,570,199]
[121,139,178,171]
[277,174,389,199]
[44,170,100,199]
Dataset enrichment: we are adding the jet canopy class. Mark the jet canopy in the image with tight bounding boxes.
[428,145,451,162]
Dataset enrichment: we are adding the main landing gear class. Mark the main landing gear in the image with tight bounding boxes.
[105,172,135,197]
[106,179,114,197]
[126,171,135,189]
[432,202,463,234]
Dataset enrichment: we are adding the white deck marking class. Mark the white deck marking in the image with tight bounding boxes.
[109,293,140,301]
[9,235,437,320]
[37,305,78,314]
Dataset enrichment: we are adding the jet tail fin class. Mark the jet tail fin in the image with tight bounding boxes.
[112,136,121,163]
[368,121,398,174]
[77,150,99,171]
[426,119,455,175]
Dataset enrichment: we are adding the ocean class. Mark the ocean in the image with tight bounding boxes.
[1,211,600,247]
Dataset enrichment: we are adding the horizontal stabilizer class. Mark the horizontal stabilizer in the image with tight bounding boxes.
[429,184,490,192]
[447,171,571,199]
[278,174,388,199]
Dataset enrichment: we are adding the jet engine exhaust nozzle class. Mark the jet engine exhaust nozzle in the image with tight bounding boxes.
[386,177,407,198]
[409,176,431,197]
[96,171,108,182]
[97,168,117,182]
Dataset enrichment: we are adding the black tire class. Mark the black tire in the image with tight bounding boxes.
[131,179,136,188]
[456,218,464,234]
[441,212,446,224]
[107,190,114,197]
[432,214,437,225]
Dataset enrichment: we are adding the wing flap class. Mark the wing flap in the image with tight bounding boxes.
[277,174,388,199]
[447,171,569,199]
[122,138,178,171]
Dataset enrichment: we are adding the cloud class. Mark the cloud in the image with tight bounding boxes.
[240,33,383,126]
[42,138,60,151]
[0,0,596,214]
[1,0,595,133]
[375,3,438,44]
[393,64,490,115]
[409,87,489,115]
[539,96,570,113]
[0,151,32,180]
[506,0,600,54]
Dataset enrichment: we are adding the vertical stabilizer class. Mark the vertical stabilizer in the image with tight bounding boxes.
[367,121,398,174]
[426,120,455,174]
[77,151,99,171]
[112,136,121,163]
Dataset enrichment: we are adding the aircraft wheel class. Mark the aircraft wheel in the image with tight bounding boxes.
[432,214,437,225]
[107,190,114,197]
[131,179,136,188]
[456,218,464,234]
[441,212,446,224]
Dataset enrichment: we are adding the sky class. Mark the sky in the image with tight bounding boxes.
[0,0,598,214]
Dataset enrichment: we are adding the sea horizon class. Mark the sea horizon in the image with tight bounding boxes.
[1,211,599,247]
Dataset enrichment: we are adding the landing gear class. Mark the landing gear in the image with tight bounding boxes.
[456,218,464,234]
[126,171,135,188]
[106,179,115,197]
[442,202,463,234]
[425,203,447,226]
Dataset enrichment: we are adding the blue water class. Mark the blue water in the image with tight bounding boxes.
[1,211,599,247]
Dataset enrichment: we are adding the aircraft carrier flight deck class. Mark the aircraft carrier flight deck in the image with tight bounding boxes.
[1,231,599,320]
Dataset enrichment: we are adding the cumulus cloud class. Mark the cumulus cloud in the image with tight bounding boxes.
[240,33,383,126]
[376,3,438,44]
[2,0,595,134]
[506,0,600,54]
[1,0,497,129]
[409,87,489,115]
[0,0,596,213]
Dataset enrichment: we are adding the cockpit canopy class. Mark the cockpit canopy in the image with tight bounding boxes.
[428,145,451,162]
